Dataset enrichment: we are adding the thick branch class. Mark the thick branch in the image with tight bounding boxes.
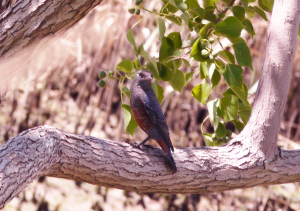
[1,125,300,209]
[240,0,300,162]
[1,0,300,210]
[0,0,102,58]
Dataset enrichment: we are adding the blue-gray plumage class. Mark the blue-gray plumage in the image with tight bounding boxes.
[130,70,177,172]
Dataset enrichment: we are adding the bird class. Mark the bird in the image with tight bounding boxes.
[130,70,177,172]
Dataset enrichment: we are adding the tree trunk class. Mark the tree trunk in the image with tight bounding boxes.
[0,0,300,209]
[0,0,102,58]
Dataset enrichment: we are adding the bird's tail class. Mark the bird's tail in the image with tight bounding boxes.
[166,149,177,173]
[157,139,177,173]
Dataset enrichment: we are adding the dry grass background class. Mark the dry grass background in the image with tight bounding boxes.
[1,0,300,210]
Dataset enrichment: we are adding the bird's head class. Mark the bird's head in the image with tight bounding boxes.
[135,70,153,86]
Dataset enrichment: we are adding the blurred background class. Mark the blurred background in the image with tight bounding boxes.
[1,0,300,210]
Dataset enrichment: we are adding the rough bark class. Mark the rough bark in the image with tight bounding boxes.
[240,0,300,164]
[0,0,102,58]
[0,0,300,209]
[1,125,300,210]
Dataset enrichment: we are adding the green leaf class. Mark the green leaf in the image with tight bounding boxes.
[185,0,204,18]
[215,59,225,71]
[133,59,142,70]
[240,0,248,9]
[242,19,255,38]
[116,59,133,73]
[167,32,182,49]
[185,72,194,86]
[192,83,212,105]
[215,121,226,138]
[231,86,247,104]
[190,8,205,19]
[223,83,249,105]
[190,37,208,62]
[181,58,191,67]
[200,62,209,79]
[248,6,268,21]
[245,8,256,19]
[203,0,215,8]
[170,70,185,92]
[258,0,273,13]
[151,83,164,103]
[232,39,253,69]
[146,62,160,81]
[223,64,244,88]
[159,64,173,81]
[165,58,182,70]
[157,17,166,44]
[185,0,201,8]
[122,104,139,136]
[150,57,159,77]
[232,120,245,132]
[161,0,178,13]
[218,50,235,64]
[122,86,131,99]
[217,95,239,121]
[157,84,165,103]
[204,6,217,22]
[126,29,137,52]
[211,70,221,87]
[200,22,214,39]
[165,14,182,26]
[159,37,176,61]
[222,87,236,96]
[214,16,244,38]
[181,12,190,25]
[138,44,150,62]
[207,99,219,129]
[203,133,215,146]
[168,0,177,8]
[176,2,188,12]
[238,102,252,124]
[208,64,221,87]
[263,0,274,11]
[151,82,158,98]
[230,6,245,21]
[243,83,249,100]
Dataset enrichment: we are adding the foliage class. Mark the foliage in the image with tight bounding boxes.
[98,0,273,145]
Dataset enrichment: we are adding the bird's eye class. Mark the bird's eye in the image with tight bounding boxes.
[139,73,144,78]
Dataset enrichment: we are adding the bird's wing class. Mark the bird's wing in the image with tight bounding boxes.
[142,93,174,151]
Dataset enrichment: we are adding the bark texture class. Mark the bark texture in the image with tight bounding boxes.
[240,0,300,164]
[1,125,300,210]
[1,0,300,210]
[0,0,102,58]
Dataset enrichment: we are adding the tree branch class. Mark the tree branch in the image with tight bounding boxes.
[1,0,300,209]
[0,0,103,58]
[240,0,300,162]
[1,125,300,209]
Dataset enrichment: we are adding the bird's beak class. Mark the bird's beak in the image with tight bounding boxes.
[148,75,153,80]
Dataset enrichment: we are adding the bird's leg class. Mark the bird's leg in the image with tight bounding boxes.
[137,136,151,147]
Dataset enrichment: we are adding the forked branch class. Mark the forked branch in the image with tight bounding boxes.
[1,0,300,210]
[1,125,300,209]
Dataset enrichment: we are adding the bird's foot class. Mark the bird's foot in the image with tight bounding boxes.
[139,144,154,149]
[131,142,153,149]
[122,139,130,144]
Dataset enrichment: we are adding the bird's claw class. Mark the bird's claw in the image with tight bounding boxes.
[140,144,154,149]
[131,143,154,149]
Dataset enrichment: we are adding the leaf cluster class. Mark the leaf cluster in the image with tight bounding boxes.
[106,0,273,143]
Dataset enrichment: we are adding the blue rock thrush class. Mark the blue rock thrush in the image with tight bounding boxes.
[130,70,177,172]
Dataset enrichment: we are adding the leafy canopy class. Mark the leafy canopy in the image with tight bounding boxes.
[98,0,273,145]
